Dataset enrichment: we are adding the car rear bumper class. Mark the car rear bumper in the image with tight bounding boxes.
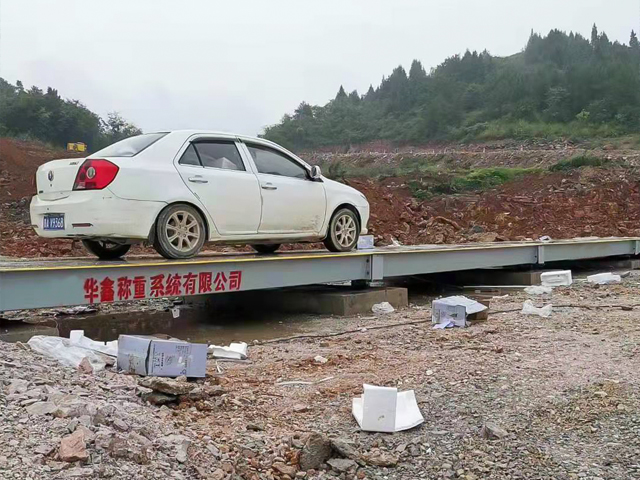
[30,190,164,240]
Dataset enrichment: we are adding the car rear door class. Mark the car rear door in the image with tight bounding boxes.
[174,138,262,235]
[241,142,326,234]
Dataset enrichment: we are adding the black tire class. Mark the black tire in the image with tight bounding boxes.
[323,208,360,252]
[251,244,281,254]
[153,204,206,259]
[82,240,131,260]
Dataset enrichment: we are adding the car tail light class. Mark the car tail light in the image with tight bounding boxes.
[73,159,119,190]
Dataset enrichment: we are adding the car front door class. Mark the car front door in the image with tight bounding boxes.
[175,139,262,235]
[242,142,326,234]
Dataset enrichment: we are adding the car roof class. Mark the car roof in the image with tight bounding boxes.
[156,130,280,147]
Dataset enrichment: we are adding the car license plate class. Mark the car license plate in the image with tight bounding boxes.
[43,214,65,230]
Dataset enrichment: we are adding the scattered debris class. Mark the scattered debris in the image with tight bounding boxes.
[327,457,357,472]
[141,391,177,405]
[524,285,553,295]
[362,451,399,467]
[431,296,488,327]
[276,376,335,387]
[272,462,297,476]
[59,429,89,462]
[372,302,395,314]
[299,433,332,471]
[138,377,196,396]
[541,270,572,287]
[25,401,57,416]
[77,357,94,374]
[352,384,424,432]
[330,438,360,461]
[27,336,109,372]
[69,330,118,357]
[521,300,553,317]
[55,306,98,316]
[137,377,225,405]
[587,272,622,285]
[208,341,248,360]
[117,335,207,377]
[357,234,375,250]
[313,355,328,364]
[481,421,508,440]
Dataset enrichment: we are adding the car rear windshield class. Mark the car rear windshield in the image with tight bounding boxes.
[92,133,168,157]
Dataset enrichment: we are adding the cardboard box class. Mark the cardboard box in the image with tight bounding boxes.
[117,335,208,378]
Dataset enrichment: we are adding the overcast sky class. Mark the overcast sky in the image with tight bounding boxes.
[1,0,638,136]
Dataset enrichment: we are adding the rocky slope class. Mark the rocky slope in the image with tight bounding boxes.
[2,278,640,479]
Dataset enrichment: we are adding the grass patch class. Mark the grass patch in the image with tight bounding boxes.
[549,155,604,172]
[324,157,542,199]
[430,167,539,195]
[462,119,629,142]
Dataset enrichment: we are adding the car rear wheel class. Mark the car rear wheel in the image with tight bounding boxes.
[154,204,206,259]
[323,208,360,252]
[251,244,281,254]
[82,240,131,260]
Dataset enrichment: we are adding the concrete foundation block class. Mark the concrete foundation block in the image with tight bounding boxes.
[264,286,409,316]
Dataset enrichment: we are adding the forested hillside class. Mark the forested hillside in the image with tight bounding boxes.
[263,26,640,149]
[0,78,141,151]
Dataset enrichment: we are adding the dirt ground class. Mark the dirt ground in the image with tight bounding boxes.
[2,277,640,479]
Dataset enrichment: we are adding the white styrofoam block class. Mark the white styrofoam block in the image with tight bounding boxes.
[357,235,375,250]
[540,270,572,286]
[352,384,424,433]
[361,384,397,433]
[587,272,621,285]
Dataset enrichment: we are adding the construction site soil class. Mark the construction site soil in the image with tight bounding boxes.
[2,137,640,258]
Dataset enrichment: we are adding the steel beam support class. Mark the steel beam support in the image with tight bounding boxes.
[1,238,639,312]
[0,255,369,311]
[537,245,545,264]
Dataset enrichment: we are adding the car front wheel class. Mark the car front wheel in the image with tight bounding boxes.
[82,240,131,260]
[323,208,360,252]
[154,204,206,259]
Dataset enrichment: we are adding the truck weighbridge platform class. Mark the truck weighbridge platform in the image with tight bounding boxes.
[1,237,639,312]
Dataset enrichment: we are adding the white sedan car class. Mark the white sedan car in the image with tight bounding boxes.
[30,131,369,259]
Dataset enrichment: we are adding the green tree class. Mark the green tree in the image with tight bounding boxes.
[631,30,639,50]
[262,26,640,149]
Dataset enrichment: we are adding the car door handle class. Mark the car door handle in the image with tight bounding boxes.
[188,177,208,184]
[261,183,277,190]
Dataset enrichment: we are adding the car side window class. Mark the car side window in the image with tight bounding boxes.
[246,144,307,179]
[194,142,245,171]
[178,144,201,166]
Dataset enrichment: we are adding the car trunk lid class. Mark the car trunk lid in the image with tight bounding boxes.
[36,158,85,201]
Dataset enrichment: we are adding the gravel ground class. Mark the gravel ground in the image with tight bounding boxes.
[2,278,640,479]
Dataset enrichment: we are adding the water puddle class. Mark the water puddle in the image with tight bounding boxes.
[1,305,313,344]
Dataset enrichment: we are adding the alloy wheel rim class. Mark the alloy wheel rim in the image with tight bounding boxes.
[335,214,356,248]
[166,211,200,252]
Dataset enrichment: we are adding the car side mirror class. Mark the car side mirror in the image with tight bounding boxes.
[310,165,322,180]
